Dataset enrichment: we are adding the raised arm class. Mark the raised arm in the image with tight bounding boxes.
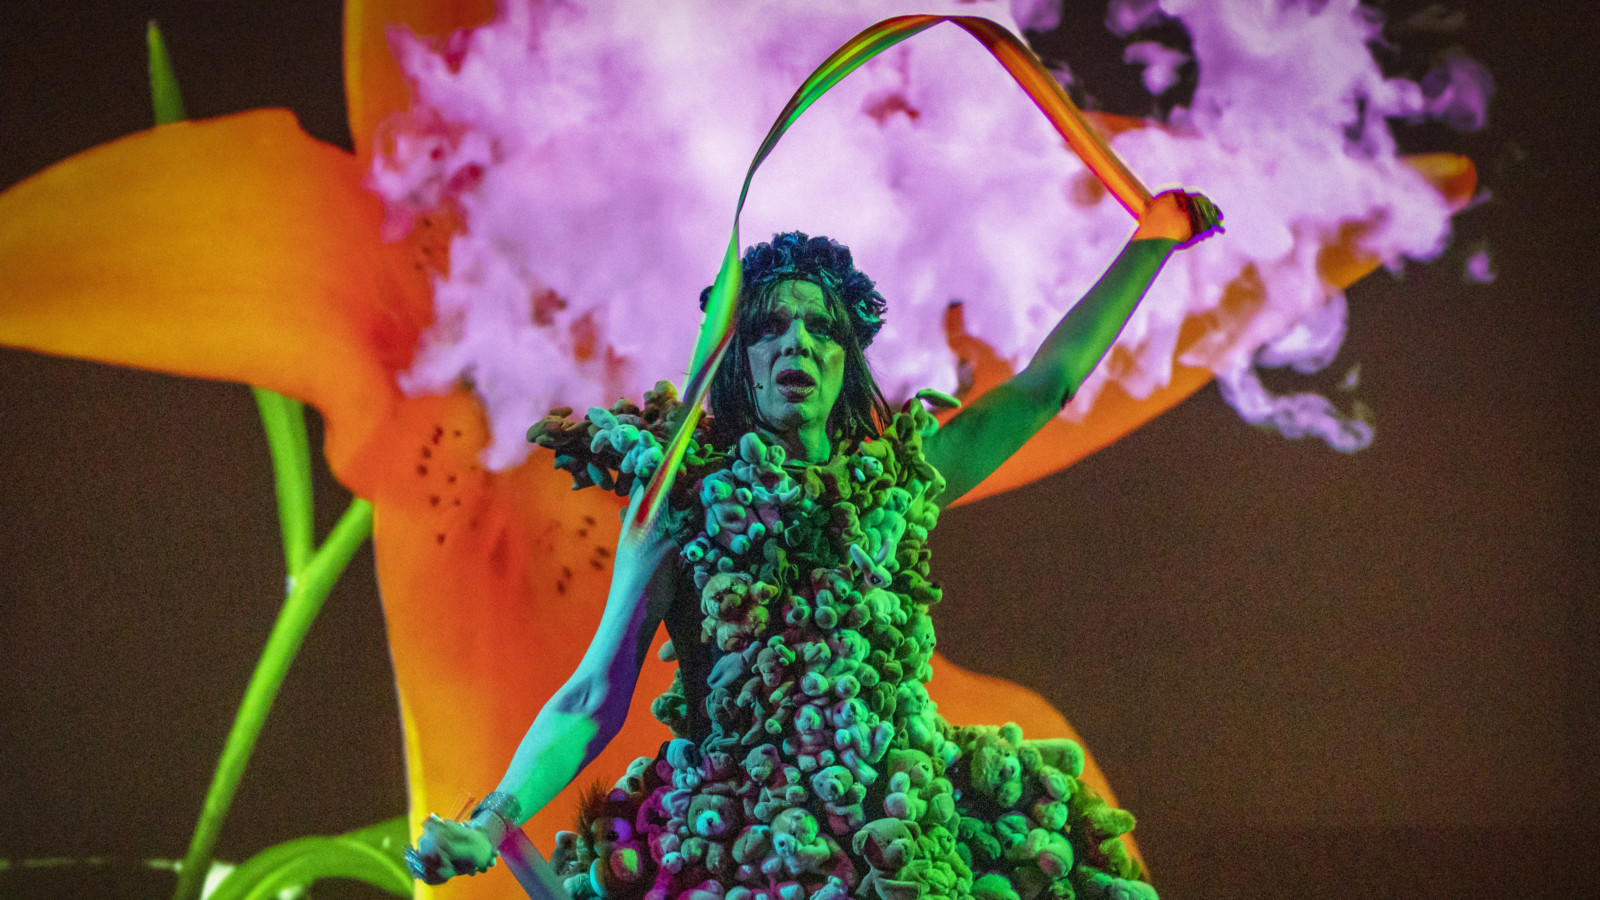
[406,489,681,884]
[924,190,1221,504]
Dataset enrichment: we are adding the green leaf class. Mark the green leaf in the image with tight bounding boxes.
[146,22,186,125]
[206,817,412,900]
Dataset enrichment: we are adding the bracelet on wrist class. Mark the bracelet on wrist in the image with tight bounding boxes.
[470,791,522,843]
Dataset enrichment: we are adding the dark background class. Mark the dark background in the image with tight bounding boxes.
[2,1,1596,898]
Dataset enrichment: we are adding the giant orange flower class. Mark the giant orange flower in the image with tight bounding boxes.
[0,2,1473,898]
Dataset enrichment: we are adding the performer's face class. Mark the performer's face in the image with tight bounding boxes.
[747,279,846,446]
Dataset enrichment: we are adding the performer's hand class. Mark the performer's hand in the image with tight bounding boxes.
[405,813,498,884]
[1133,189,1223,248]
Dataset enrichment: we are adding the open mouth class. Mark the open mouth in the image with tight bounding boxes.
[775,369,816,390]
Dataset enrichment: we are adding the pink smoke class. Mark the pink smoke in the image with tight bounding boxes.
[368,0,1486,469]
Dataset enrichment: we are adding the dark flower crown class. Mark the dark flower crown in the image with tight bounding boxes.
[700,231,887,348]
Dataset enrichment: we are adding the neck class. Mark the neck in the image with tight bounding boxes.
[761,422,831,463]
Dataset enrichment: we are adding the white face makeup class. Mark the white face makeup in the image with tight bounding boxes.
[746,280,847,462]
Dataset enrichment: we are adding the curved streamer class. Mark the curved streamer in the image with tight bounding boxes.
[634,14,1153,539]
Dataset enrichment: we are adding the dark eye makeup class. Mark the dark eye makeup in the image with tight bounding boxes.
[752,307,836,341]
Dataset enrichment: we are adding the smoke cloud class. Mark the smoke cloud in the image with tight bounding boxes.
[368,0,1486,469]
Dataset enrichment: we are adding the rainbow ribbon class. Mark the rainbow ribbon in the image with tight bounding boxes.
[627,14,1153,541]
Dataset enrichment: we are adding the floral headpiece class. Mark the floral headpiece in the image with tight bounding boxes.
[701,231,887,348]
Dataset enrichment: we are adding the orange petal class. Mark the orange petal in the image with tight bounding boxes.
[372,392,678,900]
[948,151,1478,506]
[0,110,432,490]
[344,0,495,168]
[928,652,1145,872]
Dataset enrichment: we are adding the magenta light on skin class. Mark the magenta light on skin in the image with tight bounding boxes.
[368,0,1489,470]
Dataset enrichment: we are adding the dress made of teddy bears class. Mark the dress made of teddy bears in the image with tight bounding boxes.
[527,384,1156,900]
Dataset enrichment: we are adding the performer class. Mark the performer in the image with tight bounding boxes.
[406,189,1219,900]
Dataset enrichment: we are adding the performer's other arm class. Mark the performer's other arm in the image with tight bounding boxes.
[925,189,1221,504]
[407,488,678,884]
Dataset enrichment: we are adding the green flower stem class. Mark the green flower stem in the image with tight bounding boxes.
[252,387,315,574]
[147,25,382,900]
[172,498,374,900]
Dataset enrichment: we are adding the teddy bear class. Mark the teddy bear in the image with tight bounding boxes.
[857,487,910,566]
[730,824,771,883]
[752,636,796,689]
[925,777,956,827]
[768,807,834,877]
[994,813,1031,855]
[812,587,851,630]
[915,826,962,881]
[1032,764,1074,805]
[750,764,808,823]
[586,813,648,897]
[954,818,1001,870]
[1071,788,1140,884]
[1029,795,1069,833]
[1027,738,1086,780]
[903,615,936,684]
[965,727,1025,810]
[881,748,934,822]
[893,681,944,759]
[852,817,922,900]
[827,620,872,664]
[782,700,834,771]
[742,744,783,784]
[666,738,703,791]
[829,697,890,786]
[689,793,741,841]
[700,573,776,652]
[809,764,867,835]
[1007,828,1074,879]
